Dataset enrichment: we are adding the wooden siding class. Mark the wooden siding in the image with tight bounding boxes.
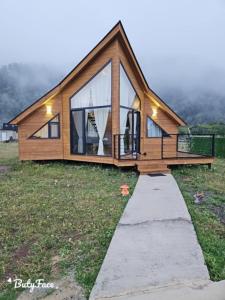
[18,95,63,160]
[141,98,179,160]
[15,30,211,171]
[61,39,118,161]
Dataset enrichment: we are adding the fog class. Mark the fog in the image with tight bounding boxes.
[0,0,225,124]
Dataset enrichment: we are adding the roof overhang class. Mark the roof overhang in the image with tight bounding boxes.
[9,21,186,126]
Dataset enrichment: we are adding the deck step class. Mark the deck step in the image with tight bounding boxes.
[137,162,170,174]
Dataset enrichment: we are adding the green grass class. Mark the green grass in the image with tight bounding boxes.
[0,143,138,299]
[190,136,225,158]
[1,142,225,299]
[173,159,225,281]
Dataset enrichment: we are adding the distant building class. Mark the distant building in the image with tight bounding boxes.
[0,123,18,142]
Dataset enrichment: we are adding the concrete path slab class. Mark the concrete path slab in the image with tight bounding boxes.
[90,174,223,300]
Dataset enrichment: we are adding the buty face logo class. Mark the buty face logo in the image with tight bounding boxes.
[7,278,57,293]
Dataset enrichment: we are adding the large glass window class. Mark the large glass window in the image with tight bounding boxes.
[120,64,140,156]
[71,63,111,109]
[86,108,112,155]
[31,115,60,139]
[120,64,140,109]
[70,62,112,156]
[147,117,168,137]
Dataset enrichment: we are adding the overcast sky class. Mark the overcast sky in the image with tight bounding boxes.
[1,0,225,94]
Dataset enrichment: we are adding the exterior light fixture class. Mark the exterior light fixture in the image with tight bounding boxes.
[132,98,140,111]
[46,105,52,115]
[152,107,157,118]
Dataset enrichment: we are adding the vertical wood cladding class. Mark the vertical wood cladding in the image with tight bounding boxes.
[17,36,179,162]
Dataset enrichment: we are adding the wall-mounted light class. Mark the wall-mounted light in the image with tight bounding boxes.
[46,105,52,115]
[132,97,140,111]
[152,107,157,118]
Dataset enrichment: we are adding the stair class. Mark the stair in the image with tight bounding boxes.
[137,161,170,174]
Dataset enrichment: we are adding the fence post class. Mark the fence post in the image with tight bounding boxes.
[113,135,115,159]
[118,135,121,160]
[212,134,215,157]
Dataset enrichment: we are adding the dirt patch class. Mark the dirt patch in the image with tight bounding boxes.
[4,242,32,280]
[13,243,30,261]
[0,165,11,174]
[51,255,61,277]
[17,272,86,300]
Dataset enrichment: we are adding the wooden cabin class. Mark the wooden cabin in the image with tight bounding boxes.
[9,22,214,173]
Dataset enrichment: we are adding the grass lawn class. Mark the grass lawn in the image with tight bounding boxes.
[173,159,225,281]
[0,143,138,299]
[0,143,224,299]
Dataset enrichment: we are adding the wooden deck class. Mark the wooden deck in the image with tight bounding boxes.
[116,152,214,174]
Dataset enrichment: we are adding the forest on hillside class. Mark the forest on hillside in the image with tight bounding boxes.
[0,63,225,127]
[0,63,62,125]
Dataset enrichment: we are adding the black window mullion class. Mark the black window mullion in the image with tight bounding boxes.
[132,110,134,154]
[83,109,86,154]
[48,123,51,138]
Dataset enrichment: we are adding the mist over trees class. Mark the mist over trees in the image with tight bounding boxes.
[0,62,224,126]
[160,88,225,125]
[0,63,62,125]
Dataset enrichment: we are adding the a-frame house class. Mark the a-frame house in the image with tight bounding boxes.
[9,21,214,173]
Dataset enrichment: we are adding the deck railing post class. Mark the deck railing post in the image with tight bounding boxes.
[118,135,121,160]
[212,134,215,157]
[161,135,163,159]
[113,135,115,159]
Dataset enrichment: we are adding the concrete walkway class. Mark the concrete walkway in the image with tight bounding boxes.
[90,174,225,300]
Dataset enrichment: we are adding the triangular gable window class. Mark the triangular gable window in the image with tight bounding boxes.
[30,114,60,139]
[120,64,140,109]
[147,117,169,137]
[70,62,111,109]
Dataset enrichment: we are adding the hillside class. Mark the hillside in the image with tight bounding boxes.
[0,63,62,125]
[0,63,225,126]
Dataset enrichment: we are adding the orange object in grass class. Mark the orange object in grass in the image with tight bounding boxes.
[120,184,129,196]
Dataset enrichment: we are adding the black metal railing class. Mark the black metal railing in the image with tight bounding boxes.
[162,134,215,159]
[114,134,139,160]
[114,133,215,161]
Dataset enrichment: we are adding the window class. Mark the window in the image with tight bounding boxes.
[31,115,60,139]
[120,64,140,109]
[147,117,168,137]
[71,62,111,109]
[70,62,112,156]
[119,64,140,156]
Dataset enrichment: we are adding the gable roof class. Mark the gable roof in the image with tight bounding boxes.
[9,21,186,126]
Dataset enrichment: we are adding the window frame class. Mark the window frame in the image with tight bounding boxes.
[146,116,170,138]
[119,61,141,110]
[29,114,60,139]
[69,60,113,157]
[69,60,112,108]
[70,106,112,156]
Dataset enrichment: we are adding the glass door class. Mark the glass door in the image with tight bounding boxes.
[119,109,140,158]
[71,107,112,156]
[71,110,85,154]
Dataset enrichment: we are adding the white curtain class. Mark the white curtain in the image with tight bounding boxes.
[71,63,111,109]
[71,83,91,109]
[147,118,162,137]
[128,112,133,134]
[94,108,109,155]
[71,63,111,155]
[73,112,84,153]
[120,66,136,108]
[120,108,128,155]
[92,64,111,155]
